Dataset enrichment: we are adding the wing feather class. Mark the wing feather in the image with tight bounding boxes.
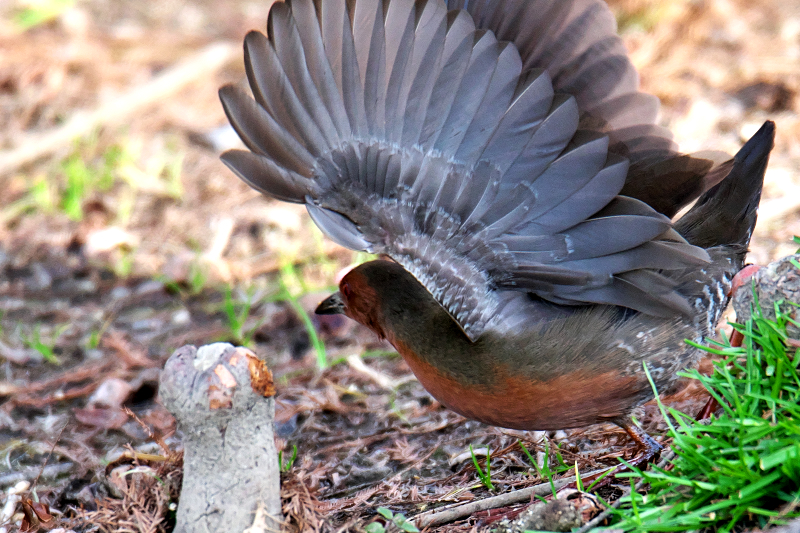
[243,30,328,156]
[447,0,727,216]
[453,42,521,165]
[400,0,449,146]
[219,85,315,175]
[289,0,351,137]
[221,0,716,340]
[418,22,475,149]
[353,0,387,137]
[267,6,340,147]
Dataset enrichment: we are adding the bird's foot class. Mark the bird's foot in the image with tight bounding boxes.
[565,423,661,492]
[621,423,663,469]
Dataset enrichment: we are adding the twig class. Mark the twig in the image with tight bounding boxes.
[413,469,607,529]
[575,493,627,533]
[103,331,155,368]
[0,42,238,176]
[0,462,75,486]
[345,354,414,390]
[755,182,800,228]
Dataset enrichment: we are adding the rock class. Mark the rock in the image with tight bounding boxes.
[492,489,605,533]
[733,254,800,338]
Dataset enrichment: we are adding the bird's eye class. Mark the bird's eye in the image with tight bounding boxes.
[341,282,353,299]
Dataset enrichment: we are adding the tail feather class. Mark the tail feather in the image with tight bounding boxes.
[674,121,775,252]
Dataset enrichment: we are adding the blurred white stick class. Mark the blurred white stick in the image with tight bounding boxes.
[0,41,238,177]
[755,181,800,228]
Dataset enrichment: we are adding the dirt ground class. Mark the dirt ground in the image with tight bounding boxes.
[1,0,799,531]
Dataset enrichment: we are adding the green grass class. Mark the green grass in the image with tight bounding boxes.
[608,299,800,531]
[207,260,333,369]
[3,136,183,225]
[12,0,76,30]
[470,444,495,491]
[21,323,69,365]
[279,444,298,473]
[365,507,419,533]
[219,285,266,347]
[59,141,131,221]
[277,261,328,370]
[156,250,208,297]
[519,439,572,499]
[84,328,102,351]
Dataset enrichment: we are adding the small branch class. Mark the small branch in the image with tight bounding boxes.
[413,469,607,529]
[345,354,414,390]
[0,42,238,175]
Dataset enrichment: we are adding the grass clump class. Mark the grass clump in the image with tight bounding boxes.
[365,507,419,533]
[4,135,183,225]
[279,444,298,473]
[610,301,800,531]
[21,323,69,365]
[519,439,571,498]
[220,285,261,347]
[470,444,495,491]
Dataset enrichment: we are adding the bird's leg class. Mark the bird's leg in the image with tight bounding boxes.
[696,264,761,420]
[727,264,763,299]
[620,421,663,468]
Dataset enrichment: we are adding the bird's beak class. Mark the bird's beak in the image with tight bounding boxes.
[315,292,346,315]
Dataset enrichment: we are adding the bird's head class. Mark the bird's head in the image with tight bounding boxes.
[316,259,480,349]
[315,260,397,339]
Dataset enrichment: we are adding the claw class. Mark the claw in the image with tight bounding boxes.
[621,423,663,469]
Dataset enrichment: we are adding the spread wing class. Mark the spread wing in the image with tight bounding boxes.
[219,0,710,341]
[447,0,731,218]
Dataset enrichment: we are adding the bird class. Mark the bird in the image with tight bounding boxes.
[218,0,774,460]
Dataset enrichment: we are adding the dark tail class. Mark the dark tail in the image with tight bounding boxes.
[674,121,774,254]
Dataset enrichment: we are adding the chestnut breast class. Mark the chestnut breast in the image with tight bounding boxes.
[390,334,648,430]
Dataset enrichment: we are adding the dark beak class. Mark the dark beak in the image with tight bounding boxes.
[315,292,346,315]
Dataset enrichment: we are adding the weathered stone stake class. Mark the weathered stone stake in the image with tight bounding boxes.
[160,343,282,532]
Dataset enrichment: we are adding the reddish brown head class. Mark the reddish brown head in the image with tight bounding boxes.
[315,260,399,340]
[315,259,457,342]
